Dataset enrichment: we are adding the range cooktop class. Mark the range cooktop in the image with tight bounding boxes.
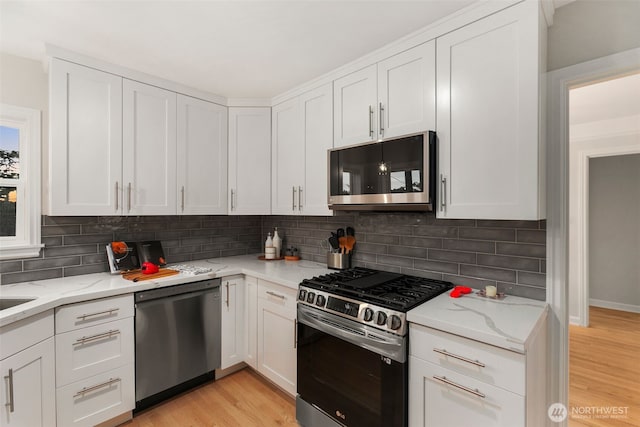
[301,267,453,311]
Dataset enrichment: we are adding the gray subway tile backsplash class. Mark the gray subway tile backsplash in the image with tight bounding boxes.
[2,212,547,302]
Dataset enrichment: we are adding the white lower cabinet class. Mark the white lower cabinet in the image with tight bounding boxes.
[256,279,297,396]
[56,364,135,427]
[221,275,246,369]
[0,336,56,427]
[410,356,524,427]
[55,295,135,427]
[409,321,547,427]
[244,276,258,369]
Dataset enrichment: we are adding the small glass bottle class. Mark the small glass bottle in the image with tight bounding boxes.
[272,227,282,258]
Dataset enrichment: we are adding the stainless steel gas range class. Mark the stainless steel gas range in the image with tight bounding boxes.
[295,267,452,427]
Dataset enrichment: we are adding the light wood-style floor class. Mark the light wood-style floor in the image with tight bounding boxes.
[569,306,640,427]
[123,368,297,427]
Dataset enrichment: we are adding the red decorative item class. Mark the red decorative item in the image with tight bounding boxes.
[450,286,473,298]
[141,262,159,275]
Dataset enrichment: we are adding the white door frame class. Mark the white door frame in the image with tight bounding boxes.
[570,130,640,327]
[546,47,640,422]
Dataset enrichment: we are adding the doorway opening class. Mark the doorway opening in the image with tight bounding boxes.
[567,73,640,426]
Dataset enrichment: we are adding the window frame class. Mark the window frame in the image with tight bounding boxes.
[0,103,42,259]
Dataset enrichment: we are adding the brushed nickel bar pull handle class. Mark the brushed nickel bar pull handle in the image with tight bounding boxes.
[127,183,132,212]
[266,291,285,300]
[181,186,185,212]
[433,348,485,368]
[73,377,121,399]
[230,189,235,211]
[73,329,121,346]
[379,102,384,138]
[440,175,447,211]
[76,308,119,321]
[368,105,374,138]
[433,375,485,398]
[115,181,119,211]
[298,186,303,211]
[4,369,14,413]
[292,186,297,211]
[225,282,230,308]
[294,319,298,349]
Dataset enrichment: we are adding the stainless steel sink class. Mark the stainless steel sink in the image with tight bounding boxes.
[0,298,35,310]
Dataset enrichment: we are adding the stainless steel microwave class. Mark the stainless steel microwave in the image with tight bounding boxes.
[328,131,436,211]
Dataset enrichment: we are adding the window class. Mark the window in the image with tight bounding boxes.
[0,104,42,259]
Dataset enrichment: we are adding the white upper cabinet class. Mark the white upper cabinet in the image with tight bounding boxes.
[271,97,304,215]
[436,1,544,220]
[49,59,123,215]
[333,41,435,148]
[301,84,333,216]
[272,83,333,216]
[378,41,436,140]
[177,95,227,215]
[228,107,271,215]
[122,79,177,215]
[333,64,378,147]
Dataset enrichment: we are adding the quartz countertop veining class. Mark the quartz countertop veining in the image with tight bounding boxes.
[407,291,548,354]
[0,254,333,328]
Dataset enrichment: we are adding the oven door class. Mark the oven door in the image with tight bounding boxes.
[296,304,407,427]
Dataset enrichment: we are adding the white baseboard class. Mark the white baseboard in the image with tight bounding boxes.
[569,315,582,326]
[590,298,640,314]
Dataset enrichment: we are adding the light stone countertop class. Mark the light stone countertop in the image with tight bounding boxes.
[407,291,548,354]
[0,254,333,328]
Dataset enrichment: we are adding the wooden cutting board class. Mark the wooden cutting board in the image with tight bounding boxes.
[121,268,179,282]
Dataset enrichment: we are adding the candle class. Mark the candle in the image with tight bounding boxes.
[485,285,497,297]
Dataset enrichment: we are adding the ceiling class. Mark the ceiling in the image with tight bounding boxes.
[570,72,640,125]
[0,0,486,99]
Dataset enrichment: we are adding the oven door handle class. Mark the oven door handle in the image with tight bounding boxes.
[297,305,406,363]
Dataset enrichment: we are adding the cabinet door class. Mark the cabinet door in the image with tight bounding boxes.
[49,59,122,215]
[436,2,540,219]
[228,108,271,215]
[221,276,246,369]
[0,337,55,427]
[244,277,258,369]
[300,83,333,216]
[257,289,296,396]
[271,98,303,215]
[378,41,435,140]
[333,64,377,147]
[122,79,177,215]
[177,95,227,215]
[409,357,524,427]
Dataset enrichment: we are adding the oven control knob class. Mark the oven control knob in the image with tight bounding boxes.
[316,295,326,307]
[298,290,307,301]
[363,308,374,322]
[375,311,387,326]
[388,315,402,330]
[307,292,315,304]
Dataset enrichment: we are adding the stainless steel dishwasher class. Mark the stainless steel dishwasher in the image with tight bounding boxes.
[134,279,221,411]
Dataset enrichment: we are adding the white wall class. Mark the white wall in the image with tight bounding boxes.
[0,52,49,208]
[589,154,640,310]
[548,0,640,71]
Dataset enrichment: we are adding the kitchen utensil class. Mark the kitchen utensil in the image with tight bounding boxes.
[345,235,356,254]
[329,235,339,251]
[346,226,355,236]
[337,228,345,238]
[338,236,347,253]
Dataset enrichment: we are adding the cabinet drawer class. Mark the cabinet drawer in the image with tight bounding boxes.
[410,324,525,394]
[55,318,134,387]
[409,356,524,427]
[56,364,134,427]
[56,294,134,333]
[257,280,297,311]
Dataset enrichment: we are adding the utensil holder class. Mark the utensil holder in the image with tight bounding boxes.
[327,252,350,270]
